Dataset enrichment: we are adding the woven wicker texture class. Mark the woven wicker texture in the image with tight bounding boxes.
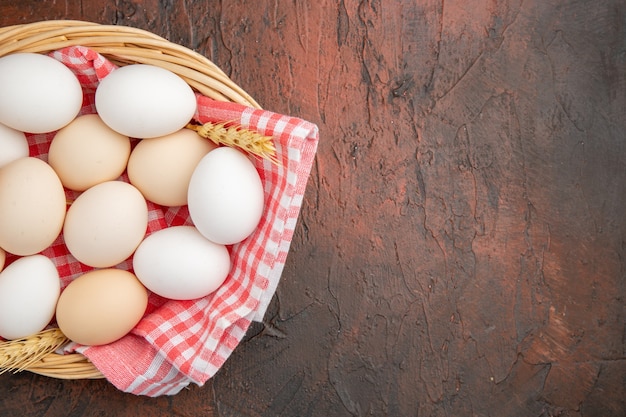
[0,20,260,108]
[0,20,260,380]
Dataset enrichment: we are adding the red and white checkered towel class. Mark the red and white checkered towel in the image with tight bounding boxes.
[6,46,318,396]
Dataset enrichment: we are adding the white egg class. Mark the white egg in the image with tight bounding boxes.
[0,122,29,168]
[95,64,197,138]
[188,147,265,245]
[0,255,60,340]
[133,226,231,300]
[0,53,83,133]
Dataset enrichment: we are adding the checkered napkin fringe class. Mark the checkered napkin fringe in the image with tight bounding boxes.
[15,46,318,396]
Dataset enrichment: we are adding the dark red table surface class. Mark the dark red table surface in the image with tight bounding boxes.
[1,1,624,416]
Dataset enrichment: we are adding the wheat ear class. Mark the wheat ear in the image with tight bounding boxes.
[186,121,280,165]
[0,328,69,374]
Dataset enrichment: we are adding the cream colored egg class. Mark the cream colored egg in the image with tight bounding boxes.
[0,122,29,168]
[63,181,148,267]
[0,53,82,133]
[0,255,60,340]
[48,114,131,191]
[0,157,66,256]
[127,128,216,206]
[95,64,197,138]
[0,248,5,272]
[56,269,148,346]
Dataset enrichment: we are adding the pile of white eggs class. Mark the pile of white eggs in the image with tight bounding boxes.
[0,52,265,346]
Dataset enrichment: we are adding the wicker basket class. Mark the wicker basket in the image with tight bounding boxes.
[0,20,262,380]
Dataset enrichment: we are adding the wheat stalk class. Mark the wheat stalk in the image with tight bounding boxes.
[0,328,69,374]
[186,121,280,165]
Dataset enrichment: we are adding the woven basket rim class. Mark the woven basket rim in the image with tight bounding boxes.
[0,19,261,108]
[0,19,261,380]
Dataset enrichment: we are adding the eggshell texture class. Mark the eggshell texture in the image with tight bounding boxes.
[133,226,231,300]
[48,114,131,191]
[188,147,265,245]
[0,53,83,133]
[0,122,29,168]
[95,64,197,138]
[63,181,148,267]
[127,128,216,206]
[0,255,60,340]
[0,157,66,256]
[55,269,148,346]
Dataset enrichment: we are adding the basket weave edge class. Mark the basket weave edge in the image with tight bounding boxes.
[0,20,261,109]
